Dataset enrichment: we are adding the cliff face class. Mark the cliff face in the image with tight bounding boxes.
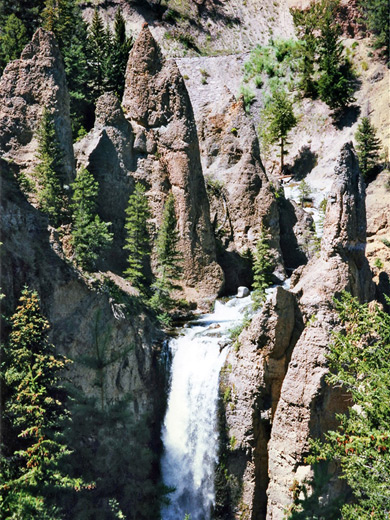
[197,90,285,289]
[0,28,74,184]
[222,144,374,519]
[0,158,164,424]
[122,25,223,300]
[75,26,224,301]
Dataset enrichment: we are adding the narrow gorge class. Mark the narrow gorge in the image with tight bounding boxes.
[0,1,389,519]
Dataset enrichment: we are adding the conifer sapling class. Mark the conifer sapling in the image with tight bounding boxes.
[71,166,113,271]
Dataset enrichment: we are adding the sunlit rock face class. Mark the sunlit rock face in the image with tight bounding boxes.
[122,25,224,302]
[221,143,374,520]
[0,28,74,183]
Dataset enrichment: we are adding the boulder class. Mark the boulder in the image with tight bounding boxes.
[236,286,250,298]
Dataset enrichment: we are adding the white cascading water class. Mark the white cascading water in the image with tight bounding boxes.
[161,295,252,520]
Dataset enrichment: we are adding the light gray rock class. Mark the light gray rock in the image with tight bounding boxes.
[236,286,250,298]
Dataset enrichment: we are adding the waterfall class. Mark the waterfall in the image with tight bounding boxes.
[161,295,252,520]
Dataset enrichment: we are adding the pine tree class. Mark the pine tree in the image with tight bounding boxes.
[124,183,151,293]
[34,109,66,227]
[0,14,28,72]
[291,6,318,97]
[71,167,113,271]
[260,88,297,173]
[150,193,182,316]
[316,1,354,110]
[252,230,274,309]
[355,116,381,179]
[0,288,83,519]
[87,9,109,99]
[106,8,133,98]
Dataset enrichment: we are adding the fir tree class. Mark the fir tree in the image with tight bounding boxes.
[316,1,355,110]
[291,6,318,97]
[107,8,132,98]
[355,116,381,179]
[34,109,66,227]
[0,14,28,72]
[150,193,182,316]
[0,288,83,519]
[260,88,297,173]
[87,9,109,99]
[124,183,151,293]
[71,167,113,271]
[252,230,274,310]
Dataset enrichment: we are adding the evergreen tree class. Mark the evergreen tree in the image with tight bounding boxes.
[0,288,83,519]
[87,9,109,99]
[358,0,389,59]
[107,8,133,98]
[41,0,94,138]
[252,230,274,309]
[150,193,182,316]
[316,1,355,110]
[0,14,28,72]
[304,293,390,519]
[34,109,66,227]
[124,183,151,293]
[355,116,381,179]
[260,88,297,173]
[291,6,318,97]
[71,167,113,271]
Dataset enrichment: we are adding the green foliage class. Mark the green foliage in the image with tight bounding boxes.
[0,14,28,71]
[150,193,182,317]
[355,116,381,179]
[70,167,113,271]
[298,179,312,207]
[260,87,297,172]
[316,2,355,110]
[239,85,256,112]
[34,109,67,227]
[291,6,318,96]
[0,288,83,519]
[304,293,390,518]
[252,231,274,309]
[292,0,355,109]
[124,183,151,292]
[357,0,389,59]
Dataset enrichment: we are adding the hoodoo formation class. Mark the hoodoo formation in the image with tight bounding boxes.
[1,1,389,519]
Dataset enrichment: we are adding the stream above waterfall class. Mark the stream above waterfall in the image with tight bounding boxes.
[160,295,253,520]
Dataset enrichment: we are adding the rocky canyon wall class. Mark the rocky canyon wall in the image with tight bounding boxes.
[221,143,374,520]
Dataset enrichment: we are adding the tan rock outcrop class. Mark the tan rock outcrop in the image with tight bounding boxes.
[266,143,374,519]
[0,28,74,183]
[222,143,374,519]
[121,25,223,300]
[194,89,284,291]
[222,287,302,518]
